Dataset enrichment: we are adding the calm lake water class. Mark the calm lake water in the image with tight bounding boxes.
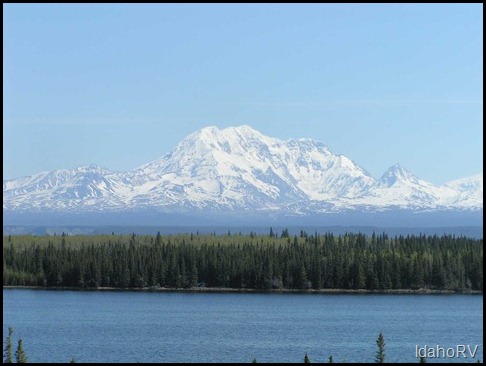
[3,289,483,363]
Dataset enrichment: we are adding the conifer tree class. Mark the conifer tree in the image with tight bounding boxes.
[375,332,385,363]
[15,339,27,363]
[3,326,14,363]
[328,355,333,363]
[304,353,310,363]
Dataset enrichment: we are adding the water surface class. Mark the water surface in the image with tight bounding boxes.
[3,289,483,363]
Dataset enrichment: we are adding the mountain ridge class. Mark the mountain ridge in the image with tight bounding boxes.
[3,125,483,215]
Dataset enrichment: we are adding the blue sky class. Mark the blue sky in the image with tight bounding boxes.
[3,4,483,184]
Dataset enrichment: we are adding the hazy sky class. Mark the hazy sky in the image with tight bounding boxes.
[3,4,483,184]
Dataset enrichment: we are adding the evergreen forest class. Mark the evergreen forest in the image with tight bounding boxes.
[2,230,483,291]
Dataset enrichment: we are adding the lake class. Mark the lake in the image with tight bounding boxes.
[2,289,483,363]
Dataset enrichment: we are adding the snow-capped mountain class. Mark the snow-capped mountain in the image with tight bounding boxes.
[348,164,460,209]
[3,126,483,216]
[442,173,483,208]
[3,165,127,211]
[131,125,375,210]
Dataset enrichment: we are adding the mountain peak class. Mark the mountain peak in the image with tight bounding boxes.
[3,125,483,213]
[226,124,258,134]
[379,163,417,187]
[193,125,220,138]
[446,172,483,191]
[185,125,265,143]
[75,164,112,174]
[195,124,259,134]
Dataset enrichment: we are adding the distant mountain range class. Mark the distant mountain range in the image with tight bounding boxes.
[3,125,483,227]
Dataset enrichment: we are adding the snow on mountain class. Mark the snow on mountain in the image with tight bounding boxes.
[2,126,483,213]
[133,125,292,209]
[377,163,418,188]
[135,125,375,208]
[442,173,483,209]
[3,165,126,211]
[346,163,453,209]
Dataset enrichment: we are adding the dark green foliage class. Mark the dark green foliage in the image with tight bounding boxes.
[328,355,333,363]
[70,357,76,363]
[252,358,257,363]
[419,355,426,363]
[2,328,28,364]
[15,339,27,363]
[304,353,310,363]
[375,332,385,363]
[2,232,483,291]
[3,327,14,363]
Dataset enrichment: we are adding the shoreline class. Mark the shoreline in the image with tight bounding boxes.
[3,285,482,295]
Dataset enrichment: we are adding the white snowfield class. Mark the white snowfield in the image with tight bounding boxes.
[3,125,483,213]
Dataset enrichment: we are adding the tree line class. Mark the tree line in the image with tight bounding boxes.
[2,230,483,291]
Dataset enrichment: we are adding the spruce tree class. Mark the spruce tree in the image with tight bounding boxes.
[3,326,14,363]
[328,355,333,363]
[15,339,27,363]
[304,353,310,363]
[375,332,385,363]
